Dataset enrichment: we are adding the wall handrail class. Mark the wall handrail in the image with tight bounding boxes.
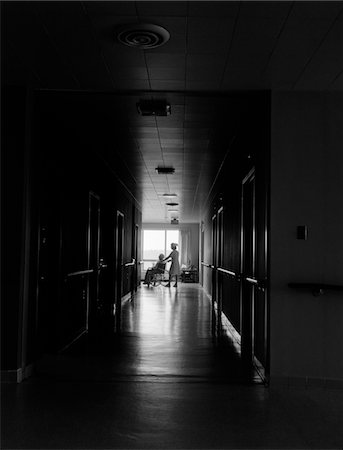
[217,267,237,277]
[288,282,343,296]
[245,277,258,285]
[244,276,267,291]
[201,261,213,268]
[66,269,94,278]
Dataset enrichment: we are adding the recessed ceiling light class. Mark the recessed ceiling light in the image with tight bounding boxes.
[162,193,177,197]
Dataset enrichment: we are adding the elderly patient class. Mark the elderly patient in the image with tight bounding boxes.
[143,254,165,286]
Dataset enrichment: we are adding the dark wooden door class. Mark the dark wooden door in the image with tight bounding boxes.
[115,211,124,332]
[87,192,101,331]
[211,214,219,334]
[133,224,139,292]
[241,169,255,367]
[240,168,268,379]
[200,226,204,286]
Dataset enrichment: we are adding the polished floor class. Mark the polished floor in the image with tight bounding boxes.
[2,284,343,449]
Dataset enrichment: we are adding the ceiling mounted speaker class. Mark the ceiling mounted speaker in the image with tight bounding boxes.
[116,23,170,49]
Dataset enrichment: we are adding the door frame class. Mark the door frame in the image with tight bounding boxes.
[115,210,124,332]
[240,168,255,368]
[87,191,101,331]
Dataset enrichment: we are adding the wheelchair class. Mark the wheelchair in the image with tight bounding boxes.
[145,265,168,287]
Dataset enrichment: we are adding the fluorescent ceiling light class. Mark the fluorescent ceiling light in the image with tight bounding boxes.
[155,167,175,174]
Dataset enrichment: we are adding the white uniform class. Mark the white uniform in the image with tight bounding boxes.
[168,250,180,276]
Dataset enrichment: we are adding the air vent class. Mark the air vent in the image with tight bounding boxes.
[137,99,171,116]
[162,193,177,197]
[166,202,179,207]
[155,167,175,174]
[116,23,170,49]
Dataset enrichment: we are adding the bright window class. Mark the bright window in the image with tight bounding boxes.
[142,229,180,272]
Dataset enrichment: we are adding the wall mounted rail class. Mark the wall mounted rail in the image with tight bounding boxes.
[217,267,237,278]
[288,282,343,296]
[201,263,267,290]
[201,262,214,269]
[244,276,267,292]
[65,269,94,280]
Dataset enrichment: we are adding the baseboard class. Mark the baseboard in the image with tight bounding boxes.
[121,292,132,303]
[1,368,23,383]
[208,295,268,384]
[122,285,141,303]
[1,362,35,383]
[270,375,343,389]
[220,310,241,347]
[58,329,88,354]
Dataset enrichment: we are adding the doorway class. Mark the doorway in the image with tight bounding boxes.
[115,211,124,332]
[87,191,101,331]
[241,168,268,379]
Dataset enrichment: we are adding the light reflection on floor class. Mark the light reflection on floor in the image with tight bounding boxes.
[4,284,343,449]
[119,283,247,380]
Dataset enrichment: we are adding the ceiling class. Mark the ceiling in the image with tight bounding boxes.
[3,1,343,223]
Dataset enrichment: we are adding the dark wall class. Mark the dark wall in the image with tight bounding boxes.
[2,88,143,372]
[34,91,142,352]
[1,87,28,370]
[201,93,270,339]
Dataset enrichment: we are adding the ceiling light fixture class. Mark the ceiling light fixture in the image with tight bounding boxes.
[116,23,170,50]
[155,167,175,174]
[166,202,179,206]
[137,99,171,116]
[162,193,177,197]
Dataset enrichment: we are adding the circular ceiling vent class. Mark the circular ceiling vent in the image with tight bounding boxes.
[116,23,170,49]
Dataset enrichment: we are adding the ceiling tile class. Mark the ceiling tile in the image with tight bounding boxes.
[150,80,186,90]
[145,53,186,69]
[294,14,343,90]
[85,1,138,17]
[187,17,235,54]
[113,66,149,80]
[188,2,239,18]
[115,79,150,90]
[136,2,188,17]
[148,67,185,80]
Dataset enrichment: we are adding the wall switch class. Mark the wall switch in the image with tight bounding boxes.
[297,225,308,240]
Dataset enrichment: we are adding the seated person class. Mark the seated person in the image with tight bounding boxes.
[143,254,165,285]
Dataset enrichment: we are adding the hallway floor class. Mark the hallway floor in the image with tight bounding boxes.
[2,284,343,449]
